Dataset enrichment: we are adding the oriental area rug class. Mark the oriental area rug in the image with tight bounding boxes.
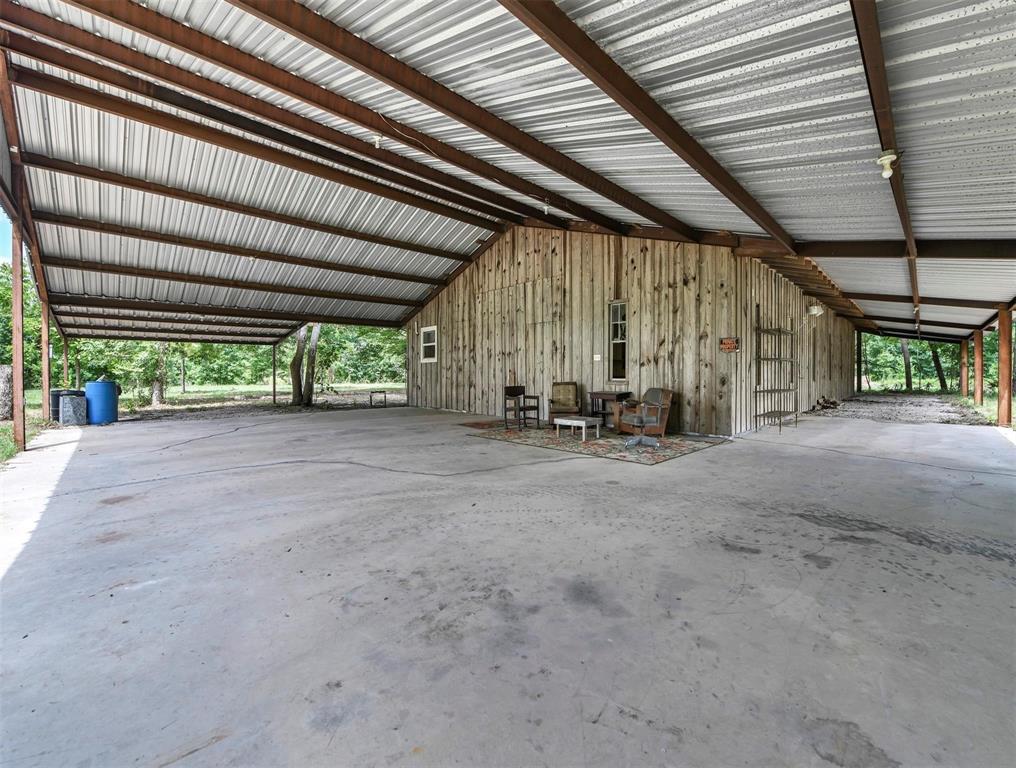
[465,425,726,465]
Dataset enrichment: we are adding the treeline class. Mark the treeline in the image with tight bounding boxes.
[861,333,1003,392]
[2,265,405,404]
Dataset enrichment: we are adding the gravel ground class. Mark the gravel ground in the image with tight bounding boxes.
[813,393,991,425]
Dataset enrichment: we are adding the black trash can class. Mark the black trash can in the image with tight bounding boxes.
[50,389,85,422]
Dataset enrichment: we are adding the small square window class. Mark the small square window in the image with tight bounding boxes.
[420,326,438,363]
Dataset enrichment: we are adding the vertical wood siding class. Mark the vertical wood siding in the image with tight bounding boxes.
[406,227,855,435]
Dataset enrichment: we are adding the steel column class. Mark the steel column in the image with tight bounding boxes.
[40,299,50,420]
[998,305,1012,427]
[11,218,25,451]
[959,339,968,398]
[973,330,984,406]
[855,330,863,393]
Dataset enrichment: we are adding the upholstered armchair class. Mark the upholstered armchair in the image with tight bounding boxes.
[547,381,581,423]
[618,388,674,447]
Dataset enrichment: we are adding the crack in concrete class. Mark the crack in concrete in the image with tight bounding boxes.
[44,455,595,500]
[151,421,279,453]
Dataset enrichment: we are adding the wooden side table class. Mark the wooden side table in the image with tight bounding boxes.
[588,390,632,429]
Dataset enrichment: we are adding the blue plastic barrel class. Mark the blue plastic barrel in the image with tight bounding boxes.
[85,381,119,425]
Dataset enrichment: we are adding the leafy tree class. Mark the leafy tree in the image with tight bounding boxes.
[2,262,407,400]
[861,333,991,393]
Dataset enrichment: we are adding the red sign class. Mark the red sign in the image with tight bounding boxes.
[719,337,740,353]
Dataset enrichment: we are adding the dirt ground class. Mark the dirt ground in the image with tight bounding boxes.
[121,389,408,423]
[813,393,991,425]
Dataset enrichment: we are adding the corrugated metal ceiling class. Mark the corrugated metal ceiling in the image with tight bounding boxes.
[812,257,911,296]
[3,0,1013,342]
[879,0,1016,239]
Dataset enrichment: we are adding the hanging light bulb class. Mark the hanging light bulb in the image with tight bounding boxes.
[373,135,381,149]
[877,149,897,179]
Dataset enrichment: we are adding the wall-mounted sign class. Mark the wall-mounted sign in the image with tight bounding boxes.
[719,336,741,353]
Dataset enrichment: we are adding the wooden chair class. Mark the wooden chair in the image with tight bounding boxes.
[504,385,540,429]
[618,388,674,447]
[547,381,581,424]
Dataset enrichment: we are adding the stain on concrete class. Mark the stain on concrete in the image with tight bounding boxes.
[804,553,835,569]
[565,578,631,617]
[307,690,371,734]
[155,731,229,767]
[94,530,128,544]
[590,702,685,742]
[795,513,883,533]
[694,635,719,651]
[720,539,761,555]
[794,511,1015,565]
[831,534,879,546]
[99,495,134,505]
[802,717,900,768]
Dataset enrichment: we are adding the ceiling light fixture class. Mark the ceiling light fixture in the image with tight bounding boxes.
[877,149,897,179]
[373,135,381,149]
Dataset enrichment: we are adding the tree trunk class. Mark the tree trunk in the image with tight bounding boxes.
[290,325,307,405]
[0,365,12,420]
[151,341,169,405]
[302,323,321,407]
[75,355,81,389]
[180,354,187,394]
[930,344,948,392]
[900,339,913,391]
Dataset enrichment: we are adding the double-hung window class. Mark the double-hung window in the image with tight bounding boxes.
[609,302,627,380]
[420,326,438,363]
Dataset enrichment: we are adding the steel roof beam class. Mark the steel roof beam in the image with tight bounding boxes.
[798,241,1016,260]
[862,315,988,331]
[67,331,284,346]
[0,3,563,228]
[226,0,699,240]
[850,0,921,328]
[54,311,296,331]
[977,295,1016,333]
[63,0,623,234]
[843,292,1000,310]
[22,154,467,265]
[42,256,424,308]
[34,211,455,285]
[10,67,504,233]
[2,31,535,227]
[0,53,62,335]
[61,324,287,340]
[500,0,795,254]
[877,331,965,343]
[49,294,403,328]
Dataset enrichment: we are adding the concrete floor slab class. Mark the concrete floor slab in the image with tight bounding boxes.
[2,409,1014,767]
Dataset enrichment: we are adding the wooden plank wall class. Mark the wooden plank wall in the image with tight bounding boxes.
[406,227,855,435]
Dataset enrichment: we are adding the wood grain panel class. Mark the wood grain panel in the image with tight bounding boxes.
[405,227,854,435]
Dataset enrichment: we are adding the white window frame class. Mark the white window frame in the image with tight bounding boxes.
[420,325,438,363]
[609,301,627,381]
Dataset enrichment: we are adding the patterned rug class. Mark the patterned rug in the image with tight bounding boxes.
[468,426,725,465]
[459,419,507,430]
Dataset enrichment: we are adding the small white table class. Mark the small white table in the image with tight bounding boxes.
[553,416,601,442]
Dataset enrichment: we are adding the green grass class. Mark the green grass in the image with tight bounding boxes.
[162,381,403,402]
[950,393,1014,428]
[1,390,44,462]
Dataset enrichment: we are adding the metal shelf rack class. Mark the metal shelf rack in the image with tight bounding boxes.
[754,305,798,433]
